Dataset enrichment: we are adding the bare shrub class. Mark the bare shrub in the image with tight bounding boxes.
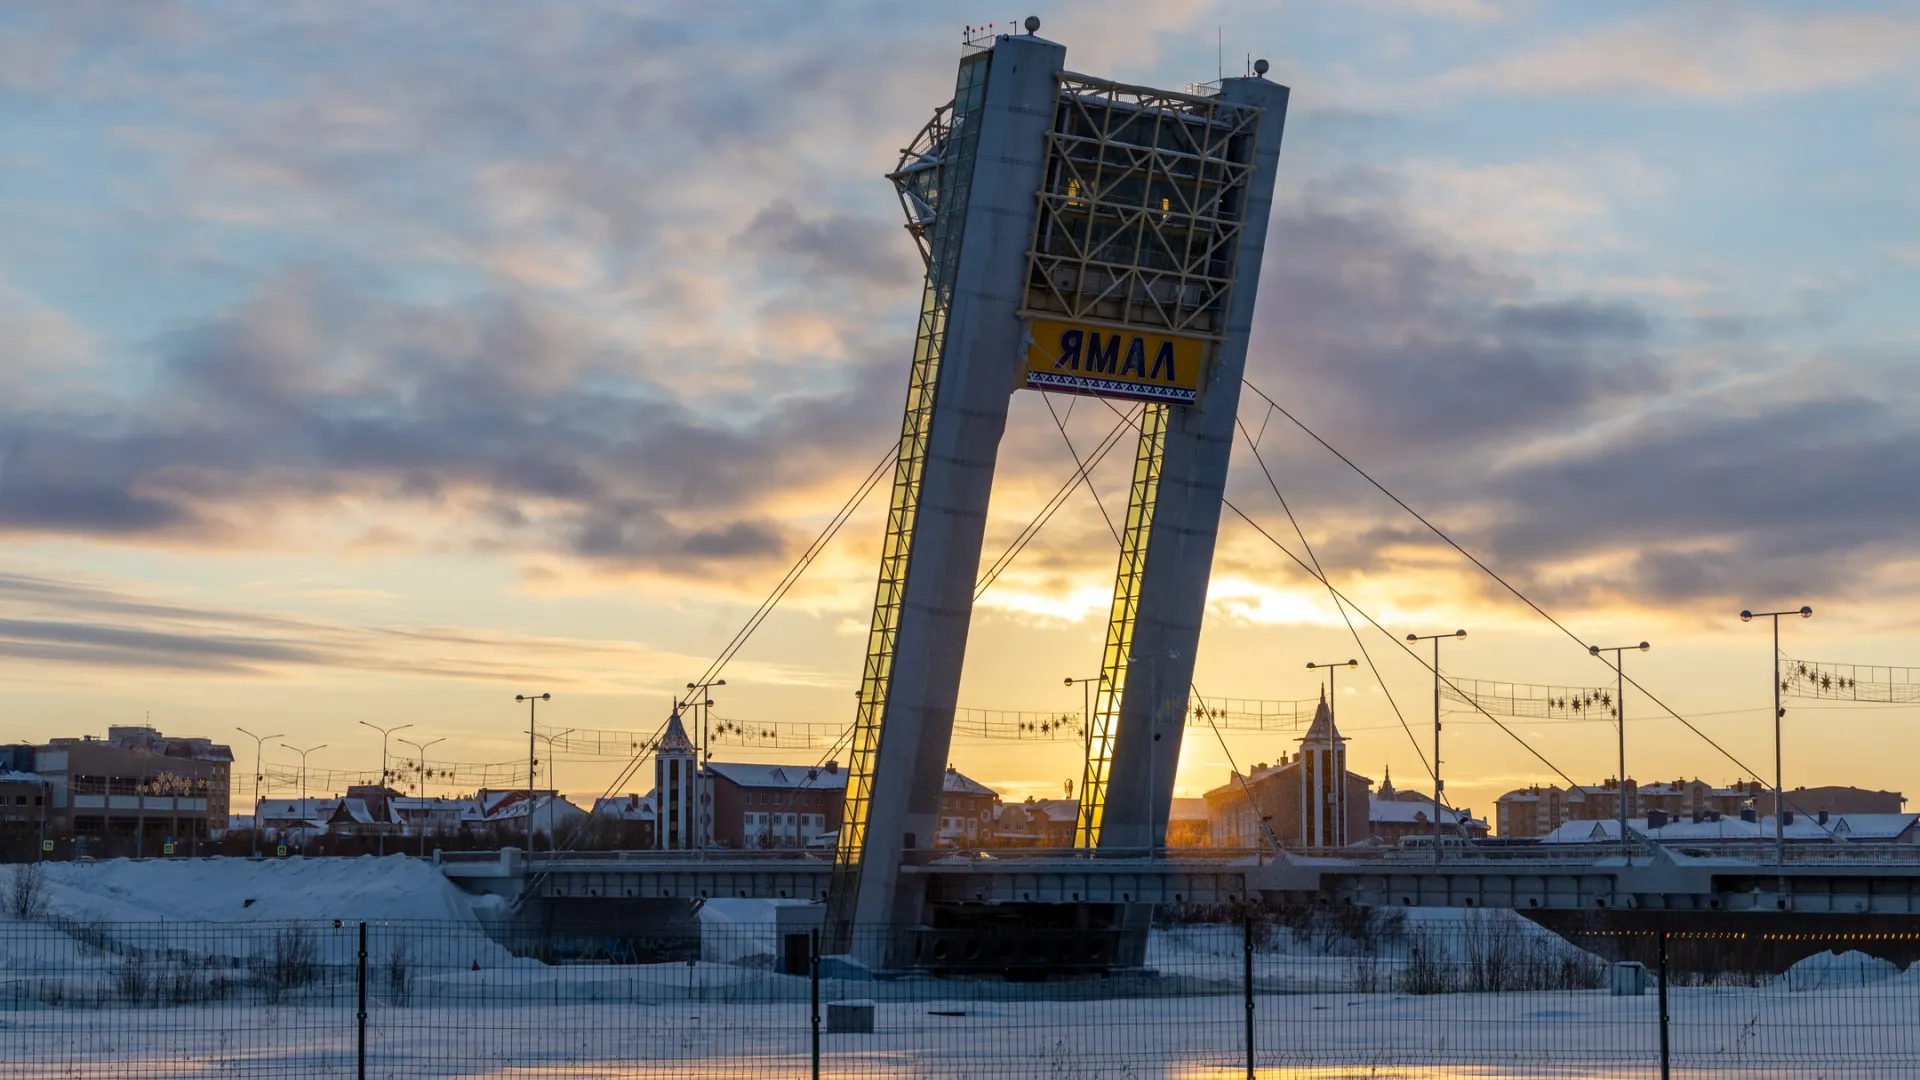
[1398,927,1452,995]
[1459,910,1523,992]
[386,940,412,1005]
[1347,951,1385,992]
[7,862,48,921]
[116,956,150,1005]
[257,924,320,1000]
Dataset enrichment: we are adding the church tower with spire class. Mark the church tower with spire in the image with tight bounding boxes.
[1296,688,1351,848]
[654,709,697,850]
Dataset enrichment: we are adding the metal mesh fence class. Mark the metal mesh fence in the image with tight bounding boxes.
[4,913,1920,1077]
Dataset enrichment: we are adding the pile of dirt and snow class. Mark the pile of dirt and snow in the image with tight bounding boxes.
[1780,950,1900,991]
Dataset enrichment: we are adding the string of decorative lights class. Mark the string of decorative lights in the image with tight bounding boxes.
[260,759,528,796]
[1440,678,1620,720]
[1781,658,1920,704]
[531,696,1322,759]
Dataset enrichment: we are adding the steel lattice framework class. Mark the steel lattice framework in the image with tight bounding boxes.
[1078,401,1166,848]
[1024,74,1261,340]
[826,53,992,940]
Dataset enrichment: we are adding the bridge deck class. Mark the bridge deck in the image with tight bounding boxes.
[436,845,1920,914]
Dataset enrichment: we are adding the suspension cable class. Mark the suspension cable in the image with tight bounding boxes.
[1236,414,1438,786]
[1240,380,1769,789]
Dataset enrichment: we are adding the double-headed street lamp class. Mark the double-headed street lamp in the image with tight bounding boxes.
[1588,641,1651,861]
[236,726,283,858]
[359,721,413,856]
[1407,630,1467,865]
[399,735,445,857]
[281,742,327,851]
[1304,659,1359,710]
[531,726,576,851]
[1740,604,1812,876]
[684,680,723,849]
[515,694,551,851]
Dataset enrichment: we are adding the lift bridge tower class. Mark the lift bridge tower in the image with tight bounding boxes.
[827,20,1289,959]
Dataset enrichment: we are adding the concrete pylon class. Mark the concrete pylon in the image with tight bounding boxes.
[1096,74,1291,852]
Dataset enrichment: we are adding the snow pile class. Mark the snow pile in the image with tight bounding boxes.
[696,897,813,964]
[0,856,519,976]
[28,855,496,926]
[1781,950,1899,991]
[1150,908,1610,994]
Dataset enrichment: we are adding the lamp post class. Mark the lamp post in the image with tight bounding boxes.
[685,680,723,848]
[1588,641,1651,862]
[1064,674,1104,822]
[236,726,284,858]
[1740,605,1812,880]
[1302,660,1358,851]
[281,743,327,852]
[358,721,413,856]
[399,736,445,857]
[514,694,551,852]
[1407,630,1468,867]
[530,727,575,851]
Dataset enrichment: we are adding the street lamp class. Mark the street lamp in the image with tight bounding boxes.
[358,721,413,856]
[399,736,445,857]
[1588,641,1651,861]
[684,680,723,847]
[1740,604,1812,879]
[515,694,551,851]
[236,726,284,858]
[530,727,576,851]
[1407,630,1468,866]
[1064,674,1105,817]
[280,743,327,852]
[1301,660,1358,850]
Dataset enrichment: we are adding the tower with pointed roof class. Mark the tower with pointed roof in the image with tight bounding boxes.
[655,709,697,850]
[1296,689,1351,848]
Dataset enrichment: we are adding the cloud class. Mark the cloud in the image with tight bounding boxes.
[0,271,901,578]
[1435,12,1920,100]
[0,569,845,687]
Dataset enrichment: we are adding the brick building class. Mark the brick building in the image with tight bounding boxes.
[1369,771,1488,845]
[703,760,846,849]
[1755,785,1905,818]
[1202,695,1371,851]
[995,798,1078,848]
[30,726,232,854]
[937,766,999,848]
[1497,778,1769,838]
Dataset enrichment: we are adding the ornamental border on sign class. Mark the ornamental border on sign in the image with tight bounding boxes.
[1025,369,1198,405]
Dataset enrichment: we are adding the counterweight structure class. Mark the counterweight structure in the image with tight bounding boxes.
[827,27,1289,959]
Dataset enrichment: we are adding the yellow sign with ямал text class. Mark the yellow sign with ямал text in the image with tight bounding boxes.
[1023,319,1207,405]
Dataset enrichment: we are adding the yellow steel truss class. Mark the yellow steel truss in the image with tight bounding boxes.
[830,278,944,881]
[1076,401,1167,848]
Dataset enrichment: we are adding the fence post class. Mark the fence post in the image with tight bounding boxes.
[810,928,822,1080]
[1243,915,1255,1080]
[1657,930,1670,1080]
[357,921,368,1080]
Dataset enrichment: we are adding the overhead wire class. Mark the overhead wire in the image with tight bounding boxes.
[1220,497,1583,792]
[1236,411,1436,784]
[1240,380,1770,789]
[975,405,1138,598]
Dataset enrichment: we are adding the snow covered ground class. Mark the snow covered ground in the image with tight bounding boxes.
[3,859,1918,1077]
[3,986,1919,1078]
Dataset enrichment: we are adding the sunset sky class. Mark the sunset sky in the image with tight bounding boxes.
[3,0,1917,823]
